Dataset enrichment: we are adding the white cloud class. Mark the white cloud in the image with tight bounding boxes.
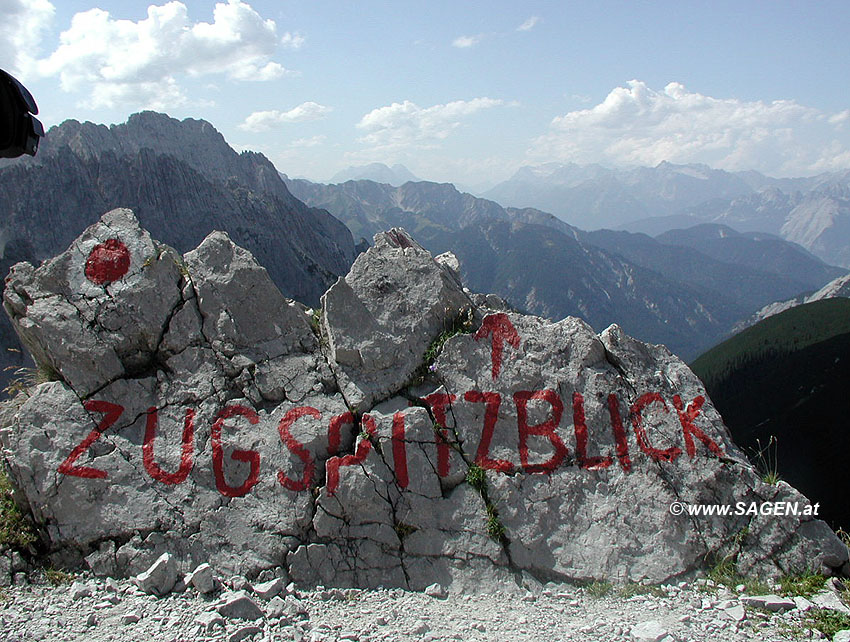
[357,97,503,152]
[290,135,326,148]
[829,110,850,126]
[281,31,305,49]
[517,16,540,32]
[239,102,332,131]
[0,0,55,78]
[452,34,483,48]
[529,80,850,176]
[36,1,290,109]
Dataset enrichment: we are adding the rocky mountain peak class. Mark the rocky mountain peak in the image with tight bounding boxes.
[1,208,845,591]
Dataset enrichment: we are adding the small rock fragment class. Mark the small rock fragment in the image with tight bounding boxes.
[70,581,93,600]
[424,583,446,598]
[217,590,264,621]
[741,594,796,612]
[252,577,284,600]
[0,556,11,588]
[409,620,430,635]
[266,596,287,618]
[812,591,850,614]
[794,596,815,611]
[630,620,677,642]
[120,611,141,625]
[229,625,263,642]
[188,563,219,594]
[229,575,251,591]
[133,552,178,597]
[195,611,225,632]
[723,604,746,622]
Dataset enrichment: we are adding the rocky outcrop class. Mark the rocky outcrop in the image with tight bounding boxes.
[1,208,847,592]
[734,272,850,332]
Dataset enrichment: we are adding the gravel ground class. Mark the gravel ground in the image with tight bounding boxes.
[0,571,847,642]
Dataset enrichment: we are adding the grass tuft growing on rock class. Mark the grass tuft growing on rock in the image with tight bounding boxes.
[751,436,781,485]
[422,307,475,366]
[3,361,60,399]
[309,308,322,335]
[0,469,36,549]
[778,572,827,598]
[393,522,417,541]
[805,608,850,638]
[409,307,476,387]
[585,580,613,598]
[704,555,770,595]
[485,504,504,541]
[44,567,75,586]
[465,463,486,493]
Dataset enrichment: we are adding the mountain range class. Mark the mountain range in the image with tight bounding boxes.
[285,177,843,359]
[328,162,420,186]
[1,111,846,382]
[484,162,850,268]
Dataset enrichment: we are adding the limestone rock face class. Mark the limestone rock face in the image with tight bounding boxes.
[1,209,847,591]
[321,228,473,412]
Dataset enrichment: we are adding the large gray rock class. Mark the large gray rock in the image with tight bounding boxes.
[321,228,473,412]
[1,211,846,591]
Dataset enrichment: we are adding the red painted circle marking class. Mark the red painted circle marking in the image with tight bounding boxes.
[85,238,131,285]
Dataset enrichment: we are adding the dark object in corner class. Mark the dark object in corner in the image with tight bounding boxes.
[0,68,43,158]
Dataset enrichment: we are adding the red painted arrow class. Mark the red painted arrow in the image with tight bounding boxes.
[474,313,521,380]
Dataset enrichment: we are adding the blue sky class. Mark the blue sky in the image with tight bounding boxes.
[3,0,850,188]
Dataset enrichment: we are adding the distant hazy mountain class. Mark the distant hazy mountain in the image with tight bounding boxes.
[483,161,756,230]
[285,177,838,359]
[0,112,356,386]
[691,298,850,531]
[678,179,850,268]
[655,224,845,287]
[581,226,843,319]
[485,161,850,269]
[329,163,420,186]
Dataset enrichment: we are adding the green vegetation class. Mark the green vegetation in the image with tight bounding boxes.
[44,567,75,586]
[309,307,322,335]
[691,298,850,390]
[778,572,827,598]
[584,580,613,598]
[393,522,417,541]
[463,463,506,542]
[690,298,850,532]
[485,504,504,541]
[704,555,770,595]
[0,469,36,549]
[465,463,486,493]
[407,307,475,387]
[171,254,190,278]
[805,608,850,638]
[3,361,60,399]
[751,436,781,485]
[422,307,475,367]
